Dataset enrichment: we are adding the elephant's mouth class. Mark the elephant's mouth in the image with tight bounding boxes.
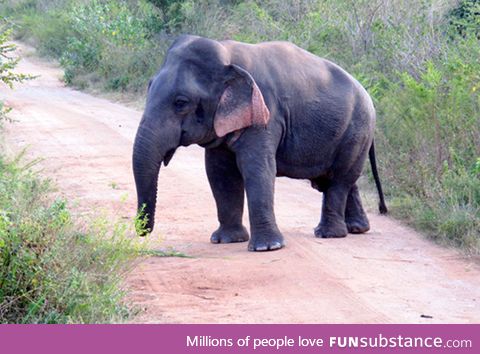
[163,148,176,166]
[199,137,221,148]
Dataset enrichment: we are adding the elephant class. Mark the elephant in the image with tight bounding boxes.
[132,35,387,252]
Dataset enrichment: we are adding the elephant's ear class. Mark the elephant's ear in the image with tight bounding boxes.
[214,65,270,138]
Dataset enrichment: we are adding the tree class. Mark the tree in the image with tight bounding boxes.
[0,27,32,121]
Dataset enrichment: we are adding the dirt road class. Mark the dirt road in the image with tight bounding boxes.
[2,44,479,324]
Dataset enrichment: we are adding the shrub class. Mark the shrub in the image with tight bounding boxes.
[59,0,150,86]
[375,42,480,250]
[0,27,34,121]
[0,153,143,323]
[448,0,480,37]
[18,10,72,57]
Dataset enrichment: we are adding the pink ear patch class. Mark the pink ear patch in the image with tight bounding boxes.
[214,86,253,138]
[251,82,270,127]
[214,82,270,138]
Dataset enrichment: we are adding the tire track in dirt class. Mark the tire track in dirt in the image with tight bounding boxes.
[2,43,479,323]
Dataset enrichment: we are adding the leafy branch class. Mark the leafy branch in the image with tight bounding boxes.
[1,27,35,121]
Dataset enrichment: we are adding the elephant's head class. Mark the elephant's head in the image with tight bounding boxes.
[132,35,270,235]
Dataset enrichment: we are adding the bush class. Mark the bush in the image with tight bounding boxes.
[17,10,72,57]
[1,0,166,92]
[448,0,480,37]
[0,153,142,323]
[58,0,161,90]
[1,27,35,123]
[375,37,480,250]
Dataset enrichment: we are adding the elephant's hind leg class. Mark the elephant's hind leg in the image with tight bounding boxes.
[314,183,349,238]
[345,184,370,234]
[205,147,249,243]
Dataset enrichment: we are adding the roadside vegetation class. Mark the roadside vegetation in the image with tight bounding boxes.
[0,32,146,323]
[0,27,31,120]
[0,155,138,323]
[0,0,478,254]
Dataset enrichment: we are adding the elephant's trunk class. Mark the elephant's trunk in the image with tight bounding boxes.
[132,127,162,235]
[133,103,182,233]
[133,112,182,235]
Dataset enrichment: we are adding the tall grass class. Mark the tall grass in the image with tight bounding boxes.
[2,0,167,92]
[1,0,479,252]
[376,41,480,250]
[0,152,142,323]
[1,28,139,323]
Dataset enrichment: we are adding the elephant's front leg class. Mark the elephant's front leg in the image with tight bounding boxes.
[236,150,285,251]
[205,147,249,244]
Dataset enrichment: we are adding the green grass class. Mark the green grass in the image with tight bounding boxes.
[0,151,188,323]
[0,152,134,323]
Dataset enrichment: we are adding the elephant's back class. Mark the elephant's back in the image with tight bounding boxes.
[224,41,376,180]
[223,40,373,127]
[223,40,361,98]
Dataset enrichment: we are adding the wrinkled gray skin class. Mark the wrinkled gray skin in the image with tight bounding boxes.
[133,35,387,252]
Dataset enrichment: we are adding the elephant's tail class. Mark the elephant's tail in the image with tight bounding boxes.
[369,139,388,214]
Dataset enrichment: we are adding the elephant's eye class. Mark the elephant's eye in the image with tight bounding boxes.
[174,96,190,112]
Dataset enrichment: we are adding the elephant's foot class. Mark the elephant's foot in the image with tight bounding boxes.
[248,231,285,252]
[346,217,370,234]
[314,222,348,238]
[345,184,370,234]
[210,225,249,244]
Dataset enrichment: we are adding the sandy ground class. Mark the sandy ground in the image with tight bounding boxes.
[1,43,479,324]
